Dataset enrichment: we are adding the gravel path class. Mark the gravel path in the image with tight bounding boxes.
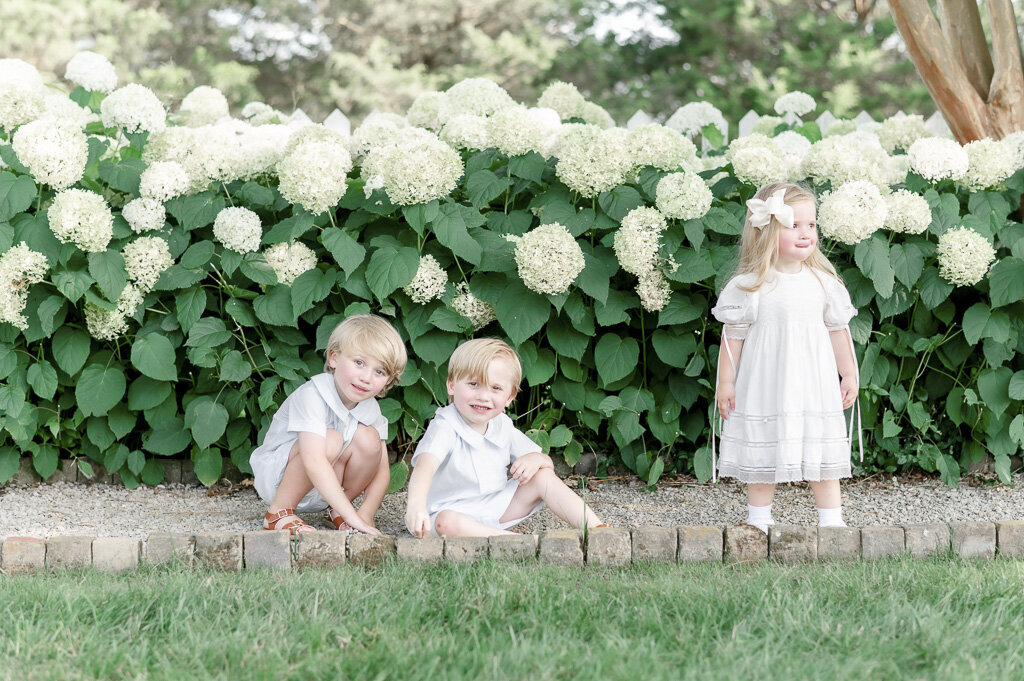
[3,474,1022,540]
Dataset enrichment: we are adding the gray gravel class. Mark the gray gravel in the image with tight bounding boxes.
[2,474,1022,540]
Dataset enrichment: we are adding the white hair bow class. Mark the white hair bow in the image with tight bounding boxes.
[746,188,794,229]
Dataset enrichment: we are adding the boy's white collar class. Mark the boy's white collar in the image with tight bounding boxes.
[311,372,381,425]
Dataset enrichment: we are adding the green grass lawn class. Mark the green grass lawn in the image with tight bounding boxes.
[4,557,1024,681]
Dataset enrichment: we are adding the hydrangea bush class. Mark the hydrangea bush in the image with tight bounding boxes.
[1,56,1024,489]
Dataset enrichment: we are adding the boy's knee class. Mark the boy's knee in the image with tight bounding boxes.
[351,424,382,456]
[434,510,459,536]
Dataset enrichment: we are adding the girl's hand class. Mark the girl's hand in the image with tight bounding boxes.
[336,512,379,535]
[406,507,431,538]
[510,452,548,484]
[717,382,736,420]
[840,375,859,409]
[341,513,381,535]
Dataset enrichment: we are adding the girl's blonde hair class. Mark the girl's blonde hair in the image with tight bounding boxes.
[447,338,523,399]
[324,314,407,394]
[735,181,841,291]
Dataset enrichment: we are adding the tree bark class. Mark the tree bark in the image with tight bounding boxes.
[985,0,1024,138]
[936,0,993,100]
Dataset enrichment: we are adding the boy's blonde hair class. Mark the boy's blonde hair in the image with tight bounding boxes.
[735,181,841,292]
[447,338,523,398]
[324,314,407,393]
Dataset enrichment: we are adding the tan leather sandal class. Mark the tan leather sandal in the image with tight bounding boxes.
[263,508,315,534]
[328,508,352,532]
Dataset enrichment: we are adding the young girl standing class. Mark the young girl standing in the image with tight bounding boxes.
[251,314,407,535]
[712,182,859,533]
[405,338,604,538]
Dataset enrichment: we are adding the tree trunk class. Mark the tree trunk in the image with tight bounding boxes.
[889,0,1024,143]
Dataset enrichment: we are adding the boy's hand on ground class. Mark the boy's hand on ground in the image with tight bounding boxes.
[717,382,736,420]
[342,514,381,535]
[510,452,547,484]
[406,509,431,538]
[840,375,859,409]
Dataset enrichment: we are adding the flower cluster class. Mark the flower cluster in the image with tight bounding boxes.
[0,242,49,330]
[122,197,166,233]
[961,138,1018,191]
[42,93,94,127]
[774,91,816,117]
[100,84,166,134]
[487,106,552,157]
[451,282,496,329]
[213,206,262,254]
[580,102,615,128]
[0,58,45,129]
[614,207,668,276]
[728,136,797,186]
[264,241,317,286]
[277,139,353,215]
[772,131,812,160]
[406,91,446,131]
[364,131,463,206]
[439,114,491,152]
[438,78,514,124]
[665,101,727,138]
[555,125,631,197]
[178,86,229,127]
[817,180,887,245]
[85,283,144,341]
[241,102,286,126]
[11,119,88,189]
[801,136,895,187]
[752,116,785,136]
[122,236,174,292]
[348,112,408,161]
[627,124,699,172]
[283,124,348,157]
[403,255,448,304]
[48,188,114,252]
[655,172,712,220]
[537,81,586,121]
[877,114,929,153]
[636,270,672,312]
[884,189,932,234]
[507,222,585,295]
[936,227,996,286]
[64,51,117,93]
[907,137,969,182]
[140,161,190,202]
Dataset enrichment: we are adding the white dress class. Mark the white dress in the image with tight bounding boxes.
[250,373,388,512]
[410,404,544,536]
[711,267,857,483]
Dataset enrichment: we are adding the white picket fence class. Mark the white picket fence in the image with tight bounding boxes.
[288,106,953,143]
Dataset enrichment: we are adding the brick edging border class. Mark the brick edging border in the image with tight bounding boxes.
[3,522,1023,574]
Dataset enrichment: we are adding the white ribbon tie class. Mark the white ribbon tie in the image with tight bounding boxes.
[746,188,794,229]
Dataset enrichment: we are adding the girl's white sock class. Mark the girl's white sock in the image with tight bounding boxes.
[746,504,773,534]
[817,506,846,527]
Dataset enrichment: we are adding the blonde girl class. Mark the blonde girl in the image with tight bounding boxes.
[711,182,859,532]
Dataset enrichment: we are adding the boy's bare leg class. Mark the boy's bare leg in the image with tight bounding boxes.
[269,429,345,512]
[331,425,383,500]
[500,469,602,528]
[434,509,516,538]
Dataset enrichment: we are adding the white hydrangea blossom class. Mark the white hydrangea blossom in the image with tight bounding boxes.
[403,254,448,304]
[100,84,166,134]
[801,136,894,187]
[85,283,144,341]
[0,242,49,330]
[627,124,699,172]
[277,139,353,215]
[614,207,668,275]
[752,116,785,136]
[580,101,615,128]
[961,138,1018,191]
[178,86,229,127]
[213,206,262,254]
[772,130,812,160]
[41,93,95,127]
[907,137,969,182]
[537,81,587,121]
[438,78,515,124]
[64,51,117,93]
[122,197,166,233]
[665,101,728,138]
[655,172,713,220]
[506,222,585,295]
[11,118,89,189]
[0,59,46,129]
[877,114,929,153]
[348,112,409,161]
[241,101,286,126]
[636,270,672,312]
[364,131,463,206]
[122,236,173,292]
[139,160,190,202]
[555,125,631,197]
[231,124,291,181]
[1001,131,1024,169]
[48,188,114,252]
[406,91,446,131]
[774,91,816,117]
[823,119,858,136]
[488,106,551,156]
[818,181,887,245]
[884,189,932,234]
[731,146,799,186]
[439,114,492,152]
[283,124,348,157]
[451,282,496,329]
[936,227,996,286]
[264,241,317,286]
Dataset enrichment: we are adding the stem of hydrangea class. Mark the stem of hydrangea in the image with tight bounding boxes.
[639,310,647,388]
[221,182,234,207]
[327,209,337,230]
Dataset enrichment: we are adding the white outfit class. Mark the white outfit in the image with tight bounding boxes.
[711,267,857,484]
[250,372,388,512]
[410,404,543,536]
